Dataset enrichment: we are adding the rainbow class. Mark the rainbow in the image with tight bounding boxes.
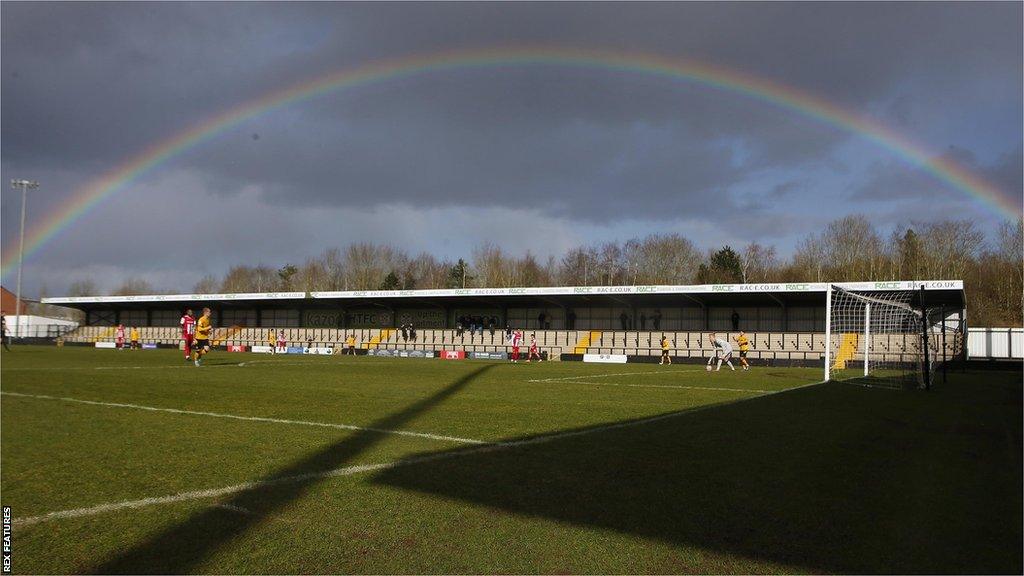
[2,46,1019,279]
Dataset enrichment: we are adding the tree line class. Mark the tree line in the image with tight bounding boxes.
[54,215,1022,326]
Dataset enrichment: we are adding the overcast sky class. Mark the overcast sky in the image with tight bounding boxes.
[1,1,1021,296]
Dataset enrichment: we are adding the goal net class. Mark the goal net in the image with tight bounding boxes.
[825,285,949,389]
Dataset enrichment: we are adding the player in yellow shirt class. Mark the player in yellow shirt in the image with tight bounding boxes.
[345,335,356,355]
[130,327,140,350]
[659,335,672,365]
[192,308,213,366]
[733,331,751,371]
[267,329,277,354]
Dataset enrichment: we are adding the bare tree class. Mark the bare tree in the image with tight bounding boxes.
[252,265,278,292]
[67,279,99,297]
[193,275,220,294]
[972,217,1024,326]
[67,215,1016,326]
[408,252,446,289]
[110,277,154,296]
[294,257,329,291]
[320,248,346,290]
[472,242,510,287]
[511,251,548,287]
[559,246,598,286]
[220,266,256,293]
[917,220,984,280]
[740,242,779,283]
[819,215,884,280]
[597,241,624,285]
[792,234,826,281]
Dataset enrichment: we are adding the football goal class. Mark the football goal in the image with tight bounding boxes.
[825,284,961,389]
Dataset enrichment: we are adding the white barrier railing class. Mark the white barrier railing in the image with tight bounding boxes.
[967,328,1024,359]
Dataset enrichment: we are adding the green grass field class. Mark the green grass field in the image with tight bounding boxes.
[1,346,1020,574]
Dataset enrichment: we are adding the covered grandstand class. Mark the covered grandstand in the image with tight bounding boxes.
[45,280,965,365]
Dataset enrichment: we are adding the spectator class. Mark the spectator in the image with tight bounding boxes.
[652,309,662,330]
[456,317,465,337]
[488,316,497,336]
[401,324,409,341]
[409,324,417,342]
[475,315,484,335]
[731,310,740,331]
[566,309,576,330]
[620,312,629,330]
[537,312,546,330]
[640,312,647,330]
[505,323,513,342]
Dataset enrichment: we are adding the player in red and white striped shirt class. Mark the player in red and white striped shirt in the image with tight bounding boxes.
[510,329,522,363]
[527,333,542,362]
[180,309,195,362]
[115,324,126,350]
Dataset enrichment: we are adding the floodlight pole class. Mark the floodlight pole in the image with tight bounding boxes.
[10,179,39,341]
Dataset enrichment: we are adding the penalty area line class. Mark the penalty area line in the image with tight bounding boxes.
[12,378,826,527]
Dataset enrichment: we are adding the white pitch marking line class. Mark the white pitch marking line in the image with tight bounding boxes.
[3,364,246,372]
[12,379,826,527]
[566,380,774,393]
[0,391,485,446]
[527,370,665,382]
[94,364,244,370]
[1,360,419,372]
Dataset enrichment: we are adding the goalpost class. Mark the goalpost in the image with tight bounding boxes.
[824,284,960,389]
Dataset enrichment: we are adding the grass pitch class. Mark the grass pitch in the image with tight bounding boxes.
[1,346,1020,574]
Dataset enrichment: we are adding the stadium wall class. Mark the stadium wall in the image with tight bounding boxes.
[58,325,961,367]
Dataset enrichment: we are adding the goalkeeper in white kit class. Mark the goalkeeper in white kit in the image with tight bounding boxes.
[707,333,736,371]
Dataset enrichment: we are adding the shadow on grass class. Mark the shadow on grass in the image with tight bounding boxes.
[372,375,1022,574]
[90,364,495,574]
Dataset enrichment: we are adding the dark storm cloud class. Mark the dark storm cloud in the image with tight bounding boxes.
[1,2,1021,293]
[851,144,1024,206]
[4,2,1019,171]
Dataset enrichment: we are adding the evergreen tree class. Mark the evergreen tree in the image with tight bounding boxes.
[380,271,402,290]
[277,264,298,290]
[706,246,743,283]
[446,259,472,289]
[898,229,922,279]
